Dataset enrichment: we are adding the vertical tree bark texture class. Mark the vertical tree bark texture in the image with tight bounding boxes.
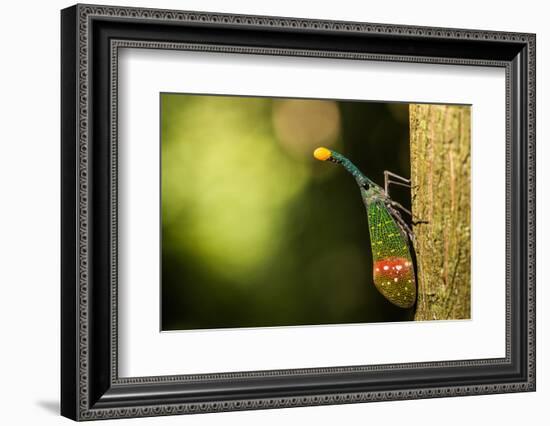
[410,104,471,321]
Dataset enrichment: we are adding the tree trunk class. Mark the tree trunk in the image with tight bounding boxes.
[410,104,471,321]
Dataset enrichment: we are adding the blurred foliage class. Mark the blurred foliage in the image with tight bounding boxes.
[161,94,412,331]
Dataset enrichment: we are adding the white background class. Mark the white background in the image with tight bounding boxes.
[0,0,546,425]
[119,50,505,377]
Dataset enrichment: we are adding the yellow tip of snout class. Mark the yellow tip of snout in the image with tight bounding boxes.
[313,147,332,161]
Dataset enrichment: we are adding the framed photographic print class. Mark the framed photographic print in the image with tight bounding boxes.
[61,3,536,421]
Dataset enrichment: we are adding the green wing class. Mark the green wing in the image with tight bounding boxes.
[366,199,416,308]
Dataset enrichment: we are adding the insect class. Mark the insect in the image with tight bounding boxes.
[313,147,416,308]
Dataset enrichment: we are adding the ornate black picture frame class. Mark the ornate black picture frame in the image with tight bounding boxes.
[61,3,535,421]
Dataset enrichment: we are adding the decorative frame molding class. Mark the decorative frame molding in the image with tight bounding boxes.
[61,3,535,421]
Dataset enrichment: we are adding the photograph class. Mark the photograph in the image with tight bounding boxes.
[58,4,535,420]
[160,93,472,331]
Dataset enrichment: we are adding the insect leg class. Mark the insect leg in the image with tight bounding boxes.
[389,200,412,217]
[387,204,416,246]
[384,170,411,197]
[385,171,427,229]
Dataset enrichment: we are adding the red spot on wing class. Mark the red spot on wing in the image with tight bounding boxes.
[372,256,416,308]
[373,257,412,281]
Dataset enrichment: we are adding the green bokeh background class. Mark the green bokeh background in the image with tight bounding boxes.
[161,93,413,331]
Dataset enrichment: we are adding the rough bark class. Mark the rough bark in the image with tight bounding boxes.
[410,104,471,321]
